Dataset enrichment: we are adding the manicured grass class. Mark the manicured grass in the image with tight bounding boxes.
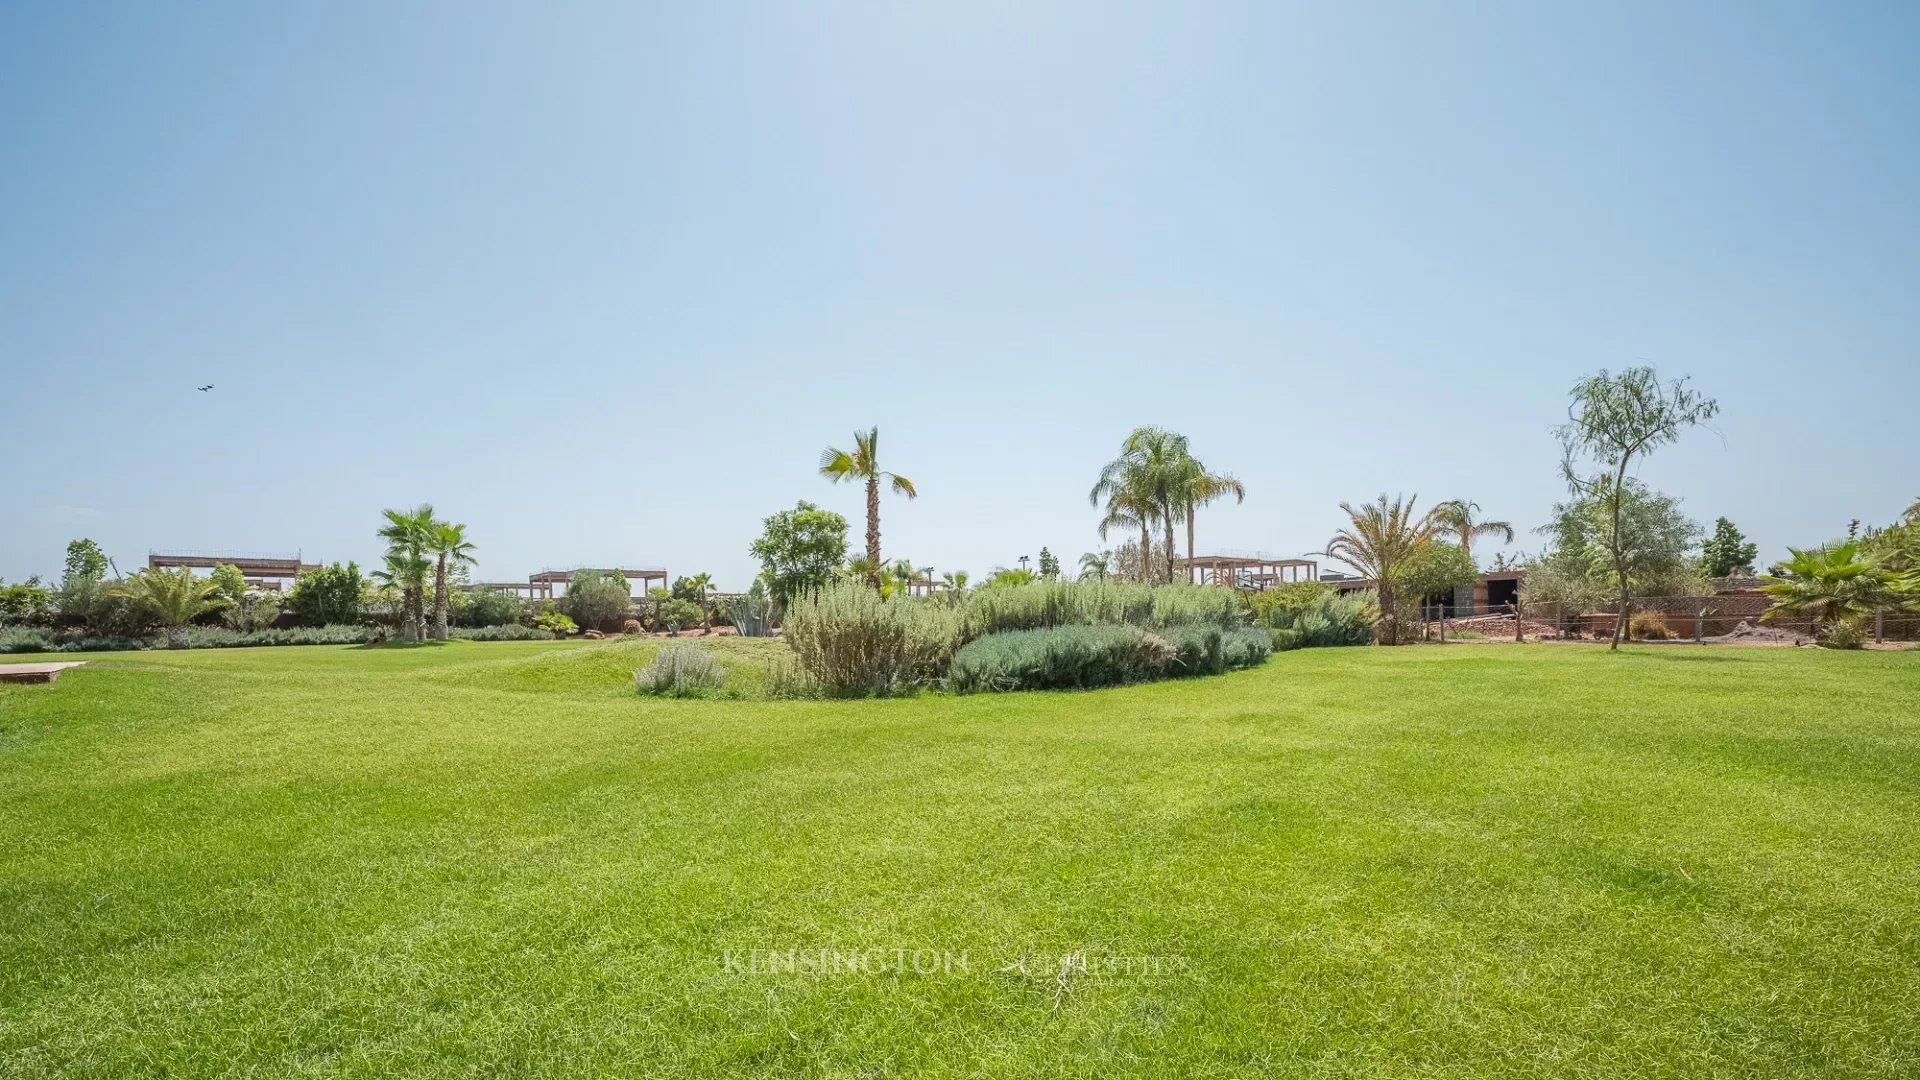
[2,640,1917,1077]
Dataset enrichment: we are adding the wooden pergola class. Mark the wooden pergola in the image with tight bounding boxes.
[1185,554,1319,589]
[149,551,320,590]
[526,568,669,596]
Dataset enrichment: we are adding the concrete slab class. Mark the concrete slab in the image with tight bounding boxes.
[0,661,87,685]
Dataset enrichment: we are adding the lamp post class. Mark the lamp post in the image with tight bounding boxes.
[1017,555,1031,576]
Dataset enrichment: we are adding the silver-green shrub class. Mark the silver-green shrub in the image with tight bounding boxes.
[634,645,728,696]
[957,580,1246,638]
[948,624,1175,692]
[782,580,960,696]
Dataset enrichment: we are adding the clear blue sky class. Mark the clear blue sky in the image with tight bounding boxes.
[3,3,1915,589]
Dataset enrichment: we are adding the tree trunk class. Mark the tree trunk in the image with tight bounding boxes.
[1141,524,1151,582]
[1379,582,1397,645]
[1162,512,1177,583]
[1186,503,1196,584]
[1609,457,1630,651]
[432,555,450,640]
[865,475,882,589]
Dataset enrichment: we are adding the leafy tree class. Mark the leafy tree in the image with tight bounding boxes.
[56,538,111,624]
[1541,479,1705,600]
[1429,499,1513,570]
[112,567,229,634]
[749,501,850,607]
[1323,494,1436,645]
[820,427,916,589]
[209,564,249,607]
[1760,542,1898,645]
[461,587,524,628]
[1555,367,1719,650]
[426,520,477,640]
[1701,517,1760,578]
[983,567,1037,588]
[1395,540,1480,609]
[562,569,633,633]
[289,562,366,626]
[1077,550,1113,580]
[0,577,54,627]
[1037,548,1061,580]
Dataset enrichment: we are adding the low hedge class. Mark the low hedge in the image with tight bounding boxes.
[948,622,1272,694]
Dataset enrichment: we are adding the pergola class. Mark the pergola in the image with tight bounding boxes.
[526,568,669,597]
[1185,554,1319,589]
[149,551,320,591]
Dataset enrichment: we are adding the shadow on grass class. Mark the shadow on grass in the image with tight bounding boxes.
[350,639,454,651]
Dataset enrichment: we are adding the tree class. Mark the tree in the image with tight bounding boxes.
[1037,548,1061,580]
[1091,427,1191,582]
[1701,517,1759,578]
[561,570,633,633]
[460,587,524,628]
[1542,479,1705,600]
[1759,542,1897,644]
[1555,367,1719,650]
[940,570,970,594]
[1323,494,1436,645]
[1078,550,1113,580]
[0,577,54,627]
[112,567,229,636]
[377,506,436,641]
[1429,499,1513,570]
[56,538,111,624]
[982,567,1037,588]
[425,520,477,640]
[209,564,249,607]
[749,501,850,607]
[289,562,366,626]
[1172,457,1246,572]
[820,427,916,589]
[1395,540,1480,617]
[673,572,716,629]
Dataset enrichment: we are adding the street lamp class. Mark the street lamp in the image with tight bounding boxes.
[1018,555,1031,574]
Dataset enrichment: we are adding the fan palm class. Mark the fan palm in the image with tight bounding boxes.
[940,570,970,594]
[1759,542,1896,638]
[1323,494,1437,645]
[377,505,435,641]
[426,520,477,640]
[1429,499,1514,570]
[113,567,230,634]
[821,427,916,589]
[371,550,431,641]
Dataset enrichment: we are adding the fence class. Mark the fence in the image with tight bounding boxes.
[1412,598,1920,645]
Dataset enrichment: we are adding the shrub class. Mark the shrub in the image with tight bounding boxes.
[634,645,728,696]
[1269,590,1376,648]
[166,625,377,649]
[1820,614,1868,650]
[1247,582,1337,627]
[220,592,284,633]
[0,626,56,653]
[622,619,643,635]
[957,580,1246,638]
[0,578,55,627]
[1270,627,1304,652]
[461,587,525,628]
[948,624,1175,693]
[1221,626,1274,669]
[783,580,960,696]
[561,570,634,632]
[1162,623,1225,675]
[288,563,366,627]
[451,624,556,641]
[655,598,702,633]
[534,611,578,636]
[1629,611,1672,640]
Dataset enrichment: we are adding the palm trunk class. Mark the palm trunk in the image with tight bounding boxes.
[865,475,882,589]
[1162,511,1177,583]
[1379,581,1397,645]
[1140,524,1150,582]
[1610,458,1630,651]
[432,555,449,640]
[1186,502,1196,584]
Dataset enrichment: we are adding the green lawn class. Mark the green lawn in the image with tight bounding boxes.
[3,640,1917,1078]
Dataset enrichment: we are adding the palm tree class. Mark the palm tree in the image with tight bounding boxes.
[821,428,916,589]
[1429,499,1514,570]
[377,505,435,641]
[940,570,970,594]
[1091,427,1190,582]
[113,567,229,640]
[426,520,477,640]
[1173,460,1246,574]
[1759,542,1896,640]
[1323,494,1437,645]
[371,551,431,640]
[1078,550,1114,580]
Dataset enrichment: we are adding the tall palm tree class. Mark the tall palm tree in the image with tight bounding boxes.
[1091,427,1190,582]
[1759,542,1896,639]
[1078,550,1114,580]
[1173,460,1246,574]
[940,570,970,594]
[426,520,477,640]
[113,567,229,638]
[371,551,431,640]
[820,428,916,589]
[377,505,435,641]
[1429,499,1514,570]
[1323,494,1437,645]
